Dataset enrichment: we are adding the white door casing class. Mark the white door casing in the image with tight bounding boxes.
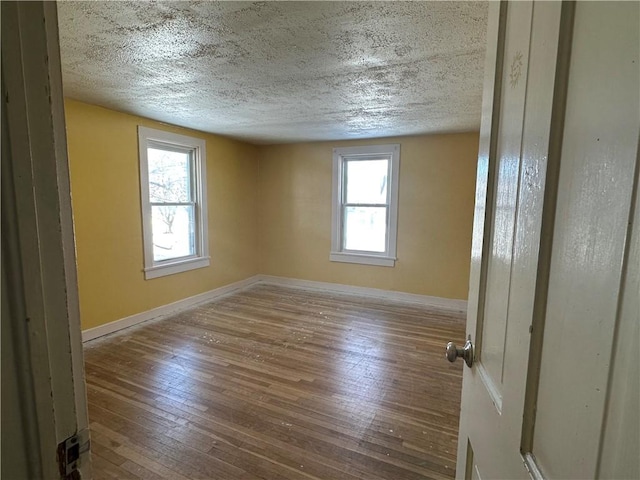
[1,2,91,478]
[457,1,639,479]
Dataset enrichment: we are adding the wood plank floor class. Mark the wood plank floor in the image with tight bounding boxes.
[84,284,466,480]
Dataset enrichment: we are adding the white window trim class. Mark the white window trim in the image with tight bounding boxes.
[330,144,400,267]
[138,126,210,279]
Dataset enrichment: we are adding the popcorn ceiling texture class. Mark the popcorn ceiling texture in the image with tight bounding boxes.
[57,1,488,144]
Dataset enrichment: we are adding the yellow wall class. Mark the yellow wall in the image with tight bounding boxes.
[65,99,260,329]
[258,133,479,299]
[66,99,478,330]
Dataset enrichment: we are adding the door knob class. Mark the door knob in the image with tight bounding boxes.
[446,336,474,368]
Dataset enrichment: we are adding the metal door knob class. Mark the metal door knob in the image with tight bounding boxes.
[446,336,474,368]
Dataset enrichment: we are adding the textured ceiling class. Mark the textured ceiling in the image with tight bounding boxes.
[57,1,488,144]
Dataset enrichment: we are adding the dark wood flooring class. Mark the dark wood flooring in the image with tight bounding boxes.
[84,284,465,479]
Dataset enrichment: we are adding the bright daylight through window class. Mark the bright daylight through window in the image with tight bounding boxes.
[138,127,209,279]
[331,144,400,267]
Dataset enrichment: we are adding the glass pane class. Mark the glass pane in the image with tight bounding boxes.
[344,206,386,252]
[148,147,192,203]
[345,159,388,204]
[151,205,195,261]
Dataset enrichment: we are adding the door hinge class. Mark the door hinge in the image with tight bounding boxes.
[57,429,90,478]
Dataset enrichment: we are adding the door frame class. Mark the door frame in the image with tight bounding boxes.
[2,1,90,477]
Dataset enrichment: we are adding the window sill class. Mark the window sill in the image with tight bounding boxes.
[144,256,210,279]
[329,252,396,267]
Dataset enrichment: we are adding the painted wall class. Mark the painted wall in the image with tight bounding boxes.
[258,134,479,300]
[66,99,478,330]
[65,99,260,330]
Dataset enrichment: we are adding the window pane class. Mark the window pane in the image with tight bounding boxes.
[148,148,192,203]
[345,159,388,204]
[344,206,387,252]
[151,205,195,261]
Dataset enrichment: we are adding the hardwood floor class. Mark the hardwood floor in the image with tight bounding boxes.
[84,284,466,480]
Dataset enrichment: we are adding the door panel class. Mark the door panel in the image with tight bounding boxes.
[598,155,639,479]
[530,2,639,478]
[479,1,533,410]
[457,1,639,479]
[457,1,570,478]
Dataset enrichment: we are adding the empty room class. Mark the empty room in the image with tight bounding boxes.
[61,2,481,478]
[2,1,638,480]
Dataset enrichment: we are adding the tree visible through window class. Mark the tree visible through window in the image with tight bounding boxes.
[138,127,209,279]
[147,146,195,261]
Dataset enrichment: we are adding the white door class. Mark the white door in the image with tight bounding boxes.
[455,1,639,479]
[1,2,92,478]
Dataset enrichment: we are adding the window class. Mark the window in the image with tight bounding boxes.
[330,144,400,267]
[138,126,209,279]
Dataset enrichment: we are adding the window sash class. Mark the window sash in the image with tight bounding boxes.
[147,145,199,257]
[147,140,194,156]
[150,201,196,207]
[342,202,388,208]
[340,156,392,254]
[150,207,197,262]
[341,205,389,253]
[147,145,196,204]
[150,200,199,262]
[330,144,399,267]
[138,126,209,279]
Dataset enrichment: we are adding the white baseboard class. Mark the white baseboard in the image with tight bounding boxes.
[82,276,261,342]
[83,274,467,342]
[255,275,468,314]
